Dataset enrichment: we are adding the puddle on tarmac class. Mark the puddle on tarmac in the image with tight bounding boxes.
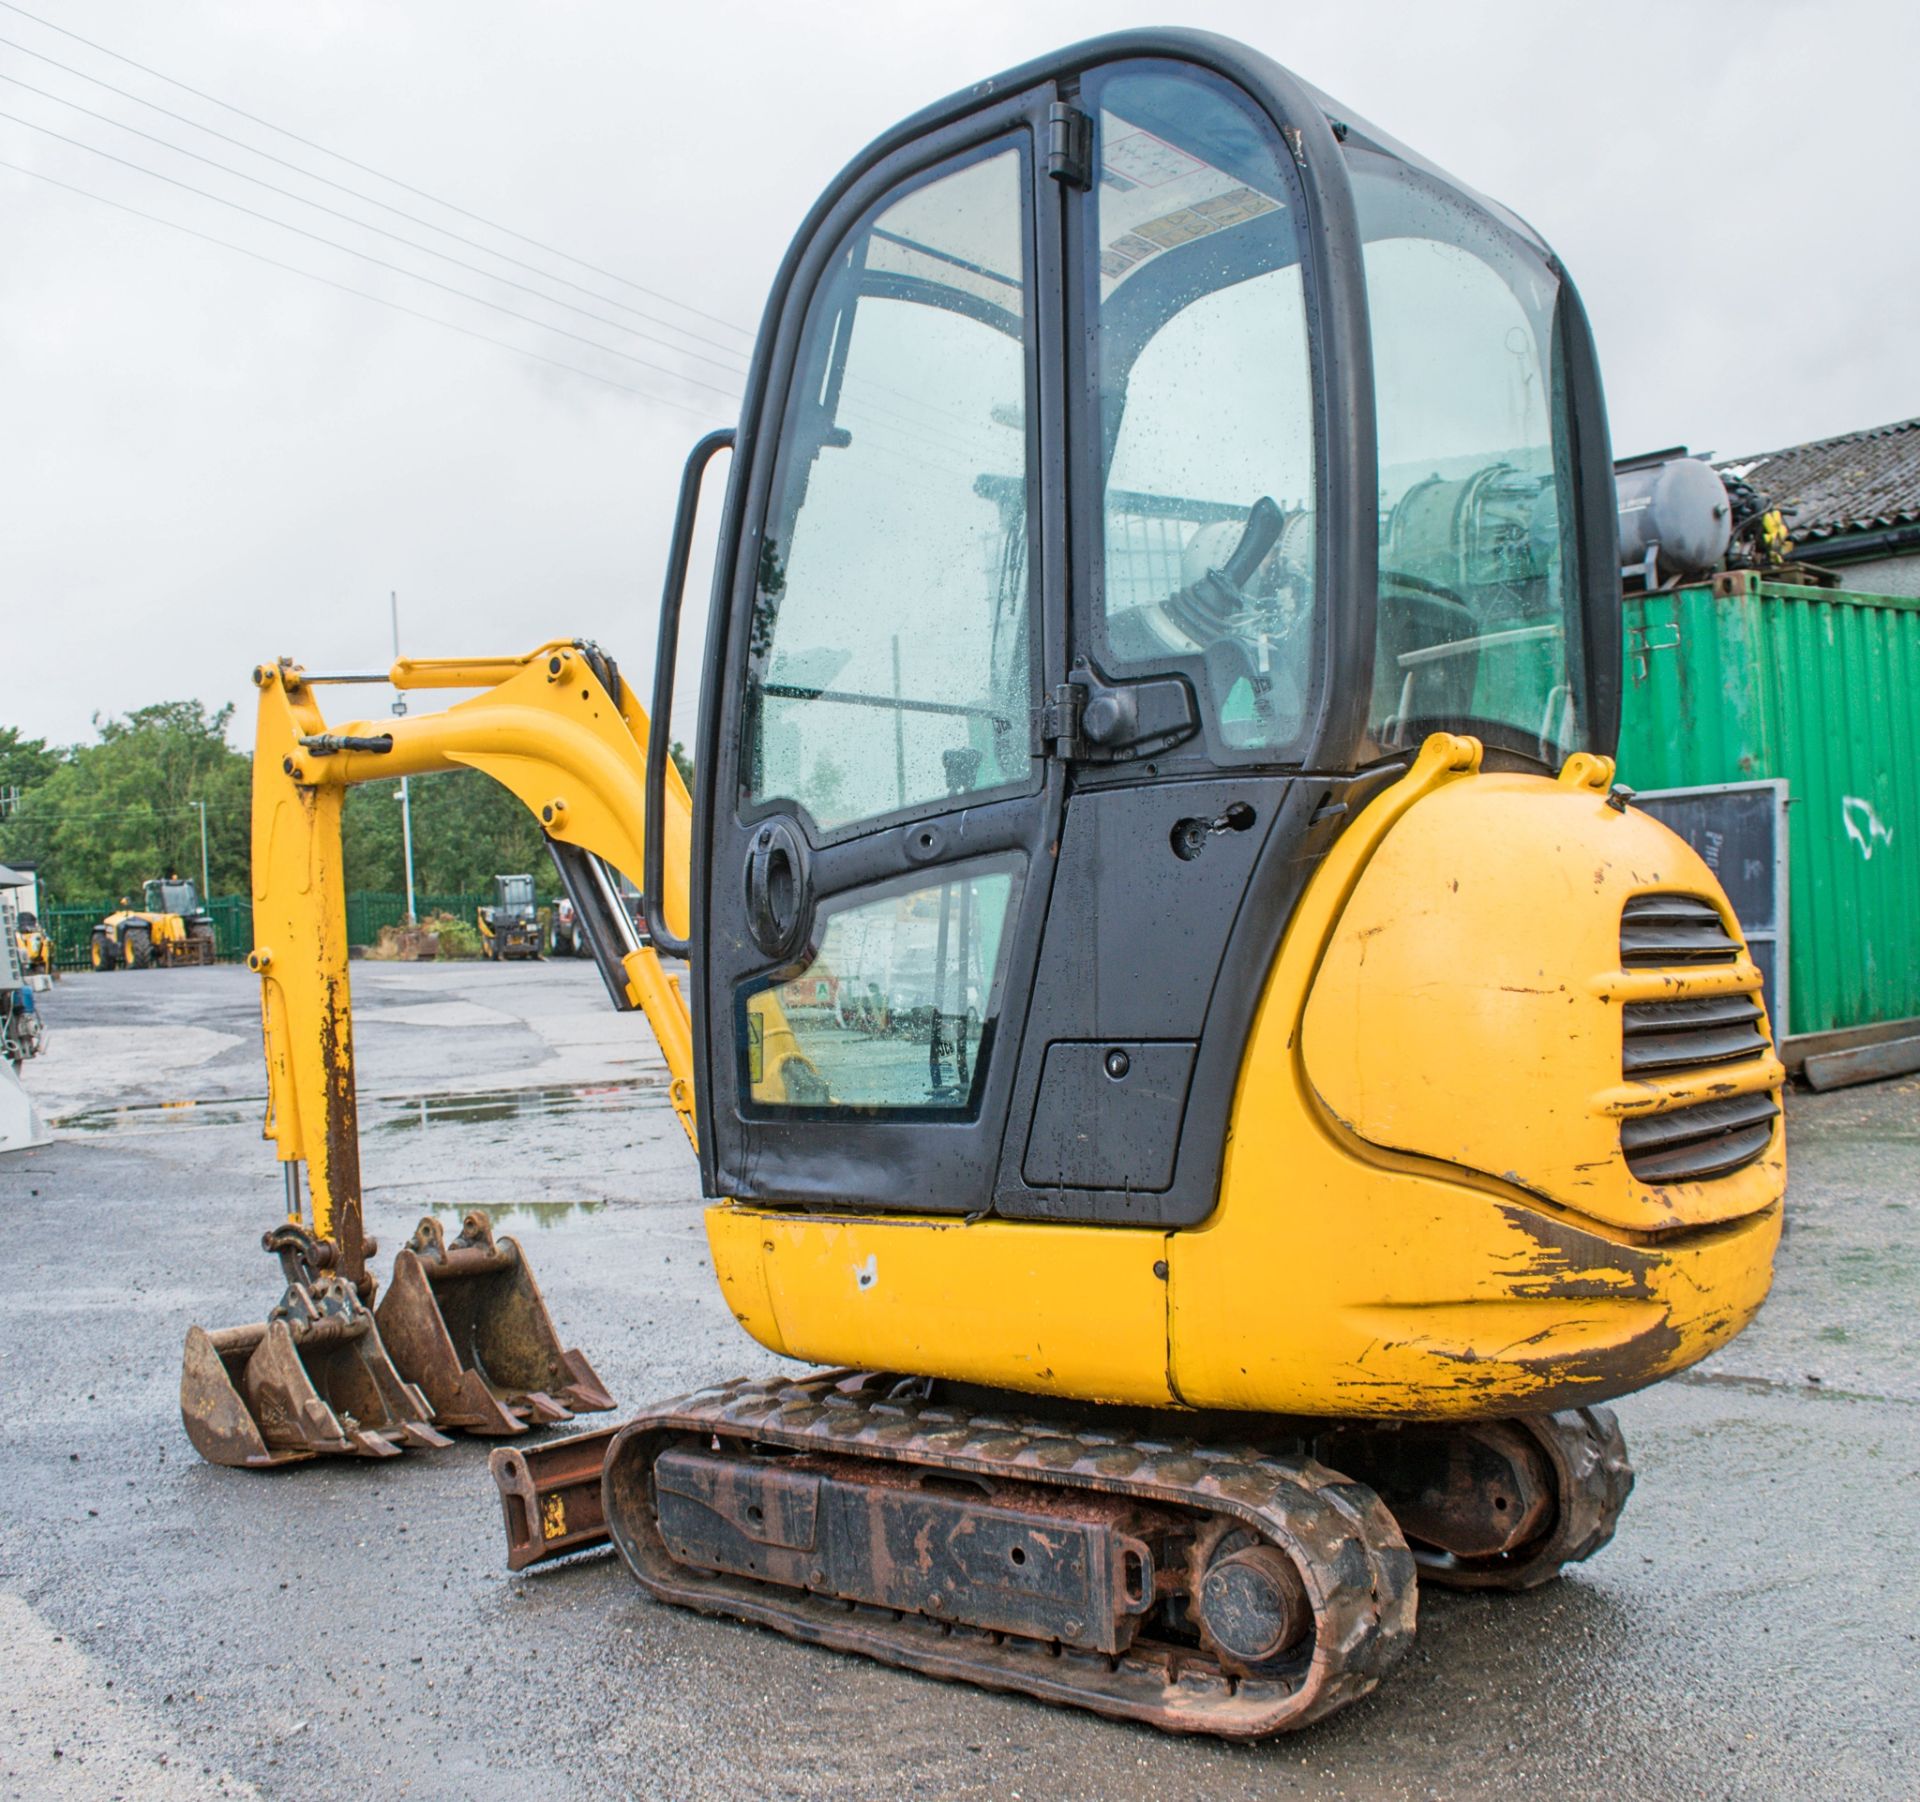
[56,1075,669,1137]
[464,1199,608,1228]
[369,1079,666,1133]
[362,1196,614,1229]
[57,1096,263,1134]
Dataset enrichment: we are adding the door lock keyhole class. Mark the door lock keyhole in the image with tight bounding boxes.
[1170,802,1256,862]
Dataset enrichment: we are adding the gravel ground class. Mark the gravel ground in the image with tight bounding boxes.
[1,961,1914,1800]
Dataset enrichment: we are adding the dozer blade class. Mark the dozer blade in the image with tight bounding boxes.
[180,1226,452,1469]
[375,1211,613,1436]
[490,1425,622,1569]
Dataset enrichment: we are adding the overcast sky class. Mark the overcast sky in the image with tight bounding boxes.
[3,0,1914,749]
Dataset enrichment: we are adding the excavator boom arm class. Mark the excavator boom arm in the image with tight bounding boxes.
[248,641,697,1273]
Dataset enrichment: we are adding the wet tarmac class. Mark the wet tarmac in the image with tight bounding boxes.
[2,962,1915,1799]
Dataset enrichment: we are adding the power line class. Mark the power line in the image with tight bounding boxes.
[0,22,999,446]
[0,803,222,824]
[0,108,745,403]
[0,26,1016,466]
[4,150,991,475]
[2,114,1002,470]
[0,0,755,336]
[0,32,755,362]
[0,66,752,378]
[0,156,724,417]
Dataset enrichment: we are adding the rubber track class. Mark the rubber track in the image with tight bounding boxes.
[603,1370,1419,1738]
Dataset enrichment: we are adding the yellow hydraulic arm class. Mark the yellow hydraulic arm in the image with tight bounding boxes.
[247,641,697,1289]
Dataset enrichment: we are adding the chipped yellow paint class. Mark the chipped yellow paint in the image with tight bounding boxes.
[541,1493,568,1541]
[1299,756,1785,1234]
[1589,1056,1784,1119]
[250,665,356,1245]
[1169,733,1782,1415]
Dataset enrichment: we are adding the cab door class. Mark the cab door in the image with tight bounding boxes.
[696,91,1067,1210]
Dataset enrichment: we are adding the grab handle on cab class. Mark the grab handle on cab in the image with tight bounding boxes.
[645,427,733,960]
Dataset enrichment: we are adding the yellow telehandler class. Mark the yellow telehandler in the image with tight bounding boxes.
[91,877,218,970]
[189,30,1785,1738]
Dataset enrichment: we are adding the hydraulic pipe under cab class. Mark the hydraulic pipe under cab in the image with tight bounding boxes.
[229,30,1783,1737]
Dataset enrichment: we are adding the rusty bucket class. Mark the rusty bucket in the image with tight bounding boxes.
[374,1211,613,1435]
[181,1226,451,1468]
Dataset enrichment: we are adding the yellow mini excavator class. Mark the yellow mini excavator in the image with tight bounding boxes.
[196,31,1785,1737]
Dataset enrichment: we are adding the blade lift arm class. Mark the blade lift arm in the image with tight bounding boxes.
[248,641,697,1285]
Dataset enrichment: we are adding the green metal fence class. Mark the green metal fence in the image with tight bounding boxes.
[1617,574,1920,1039]
[41,891,491,971]
[344,891,489,947]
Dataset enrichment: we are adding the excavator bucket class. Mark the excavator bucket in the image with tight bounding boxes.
[181,1226,451,1469]
[374,1211,614,1435]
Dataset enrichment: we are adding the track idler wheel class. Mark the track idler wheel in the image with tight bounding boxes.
[1319,1408,1633,1591]
[374,1211,613,1435]
[1193,1533,1313,1672]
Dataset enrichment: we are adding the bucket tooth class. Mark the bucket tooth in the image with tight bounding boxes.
[375,1210,614,1435]
[180,1226,446,1469]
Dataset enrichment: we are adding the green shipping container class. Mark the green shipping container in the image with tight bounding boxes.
[1616,574,1920,1041]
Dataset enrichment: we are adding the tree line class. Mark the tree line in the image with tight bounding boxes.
[0,706,616,905]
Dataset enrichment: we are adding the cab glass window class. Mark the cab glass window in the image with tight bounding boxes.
[1087,65,1317,758]
[743,145,1038,837]
[741,857,1022,1113]
[1352,149,1586,766]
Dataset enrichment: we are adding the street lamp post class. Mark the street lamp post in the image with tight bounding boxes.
[192,799,210,899]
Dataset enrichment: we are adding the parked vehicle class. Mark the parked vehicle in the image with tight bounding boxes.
[476,874,543,960]
[92,877,217,971]
[0,867,46,1066]
[550,894,593,958]
[5,865,53,978]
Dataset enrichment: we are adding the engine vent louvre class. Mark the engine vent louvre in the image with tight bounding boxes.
[1621,1091,1780,1184]
[1619,893,1740,966]
[1618,893,1775,1184]
[1621,993,1767,1076]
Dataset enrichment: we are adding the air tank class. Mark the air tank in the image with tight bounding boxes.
[1615,456,1731,581]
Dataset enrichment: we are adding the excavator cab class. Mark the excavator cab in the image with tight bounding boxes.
[678,38,1622,1228]
[145,878,202,917]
